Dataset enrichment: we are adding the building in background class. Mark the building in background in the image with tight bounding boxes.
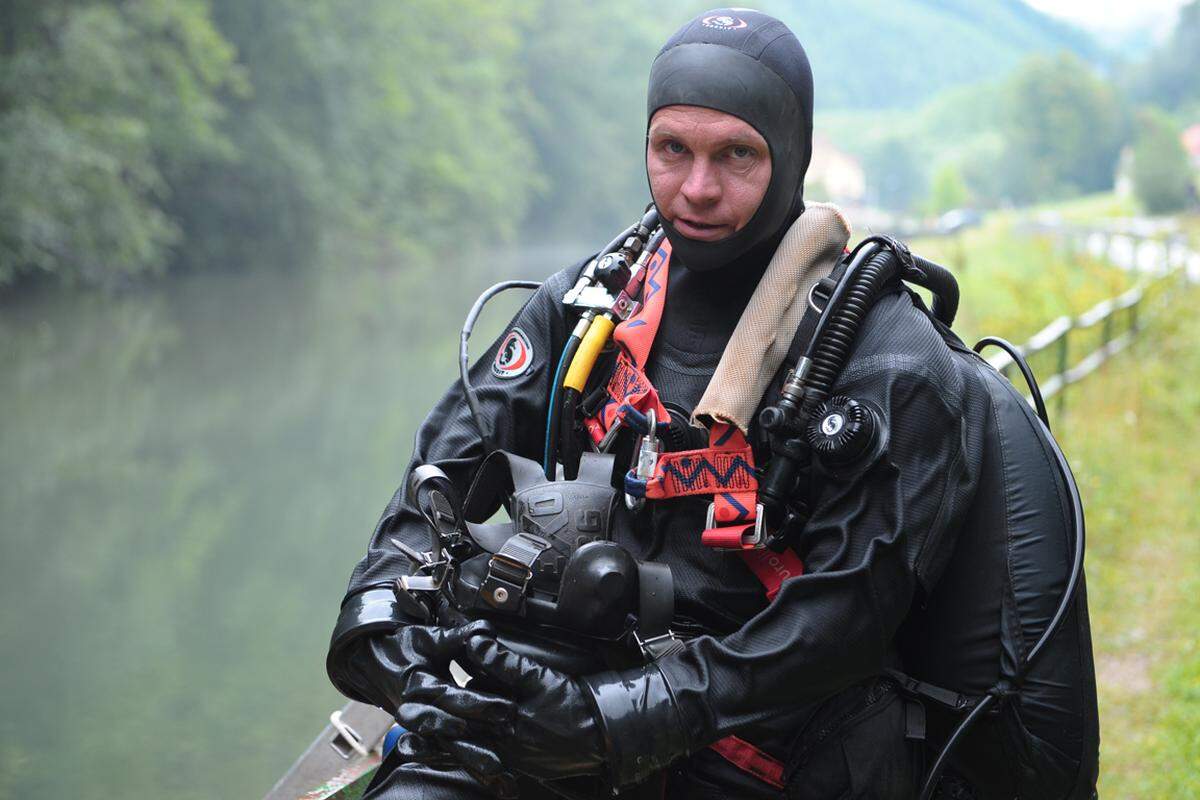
[1182,123,1200,169]
[808,133,866,206]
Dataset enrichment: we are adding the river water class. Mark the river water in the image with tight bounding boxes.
[0,245,582,799]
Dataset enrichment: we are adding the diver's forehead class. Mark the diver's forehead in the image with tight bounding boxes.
[648,105,763,142]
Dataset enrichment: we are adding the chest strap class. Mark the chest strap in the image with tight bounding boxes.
[580,243,805,598]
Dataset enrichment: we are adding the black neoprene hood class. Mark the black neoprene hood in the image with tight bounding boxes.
[647,9,814,272]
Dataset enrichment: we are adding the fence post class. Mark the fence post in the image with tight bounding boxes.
[1102,306,1113,354]
[1056,327,1070,418]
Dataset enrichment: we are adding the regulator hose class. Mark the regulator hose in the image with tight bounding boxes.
[801,241,898,413]
[802,237,959,412]
[461,280,542,454]
[544,317,593,479]
[974,336,1050,429]
[908,254,960,327]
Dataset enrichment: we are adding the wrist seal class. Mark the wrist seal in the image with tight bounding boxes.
[326,587,417,700]
[581,665,691,787]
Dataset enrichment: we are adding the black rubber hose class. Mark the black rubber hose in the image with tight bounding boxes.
[917,693,999,800]
[461,280,541,454]
[637,206,661,237]
[558,386,583,480]
[543,332,582,479]
[974,337,1051,430]
[598,222,638,263]
[803,244,899,411]
[907,254,960,327]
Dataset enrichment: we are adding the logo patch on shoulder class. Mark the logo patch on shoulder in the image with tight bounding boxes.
[493,328,534,379]
[702,14,748,30]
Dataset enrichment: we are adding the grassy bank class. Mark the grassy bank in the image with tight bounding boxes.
[912,217,1199,796]
[1061,283,1200,797]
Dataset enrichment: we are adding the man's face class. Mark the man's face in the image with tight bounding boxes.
[647,105,772,243]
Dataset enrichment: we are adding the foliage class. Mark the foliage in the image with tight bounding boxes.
[821,49,1134,211]
[1131,108,1196,215]
[998,52,1127,203]
[511,0,672,241]
[763,0,1101,111]
[0,0,244,288]
[861,135,924,212]
[1128,0,1200,111]
[910,214,1136,345]
[182,1,553,270]
[924,162,970,215]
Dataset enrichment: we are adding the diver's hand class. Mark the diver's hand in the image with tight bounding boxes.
[390,730,520,799]
[350,620,516,738]
[453,632,607,780]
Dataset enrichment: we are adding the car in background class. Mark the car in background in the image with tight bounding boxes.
[937,208,983,235]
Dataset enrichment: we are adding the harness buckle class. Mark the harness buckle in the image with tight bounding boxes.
[480,532,548,612]
[634,629,688,661]
[705,502,767,549]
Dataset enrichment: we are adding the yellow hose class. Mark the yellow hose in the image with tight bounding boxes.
[564,315,616,392]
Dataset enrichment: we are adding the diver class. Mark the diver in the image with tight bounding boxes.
[326,9,1099,799]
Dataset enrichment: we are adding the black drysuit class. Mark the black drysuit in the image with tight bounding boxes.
[329,240,991,799]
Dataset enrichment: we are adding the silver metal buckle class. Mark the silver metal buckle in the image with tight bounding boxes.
[391,538,449,591]
[704,502,767,549]
[328,710,369,759]
[633,629,685,661]
[596,417,624,453]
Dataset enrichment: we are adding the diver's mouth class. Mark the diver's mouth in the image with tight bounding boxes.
[674,216,730,241]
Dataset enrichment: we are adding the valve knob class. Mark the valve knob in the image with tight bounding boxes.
[806,397,877,465]
[595,252,632,293]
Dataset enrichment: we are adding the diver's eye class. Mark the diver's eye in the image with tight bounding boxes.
[730,144,755,159]
[665,140,687,155]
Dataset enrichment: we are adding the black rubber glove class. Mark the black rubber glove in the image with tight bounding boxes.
[389,730,521,799]
[341,619,516,740]
[448,631,608,781]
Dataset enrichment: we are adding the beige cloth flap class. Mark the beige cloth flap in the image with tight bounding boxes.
[692,202,851,432]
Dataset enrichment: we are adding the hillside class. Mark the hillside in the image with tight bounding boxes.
[761,0,1102,110]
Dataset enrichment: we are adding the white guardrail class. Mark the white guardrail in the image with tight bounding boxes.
[990,220,1195,404]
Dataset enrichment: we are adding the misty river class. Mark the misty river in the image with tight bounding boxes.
[0,243,584,799]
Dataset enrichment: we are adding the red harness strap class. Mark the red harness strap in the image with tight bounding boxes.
[578,240,798,786]
[708,735,786,790]
[583,241,672,447]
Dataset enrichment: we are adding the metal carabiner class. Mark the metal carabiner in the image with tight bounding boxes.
[625,408,660,512]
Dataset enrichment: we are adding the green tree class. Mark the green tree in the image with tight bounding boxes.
[926,162,970,214]
[1131,0,1200,111]
[862,135,924,212]
[511,0,679,241]
[1131,109,1195,215]
[0,0,244,287]
[999,52,1126,202]
[180,0,547,270]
